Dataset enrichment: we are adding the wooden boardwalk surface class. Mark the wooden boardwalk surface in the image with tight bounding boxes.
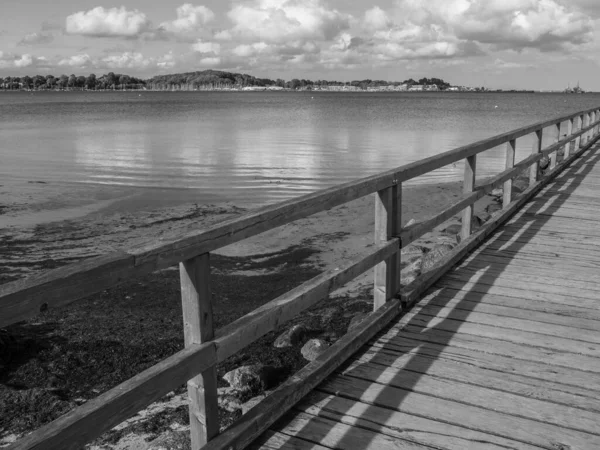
[252,142,600,449]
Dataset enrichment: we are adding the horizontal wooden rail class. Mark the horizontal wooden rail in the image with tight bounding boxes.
[401,121,596,247]
[401,123,600,307]
[2,107,599,328]
[4,105,600,450]
[213,239,399,362]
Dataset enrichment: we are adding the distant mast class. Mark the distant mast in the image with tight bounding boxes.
[565,82,583,94]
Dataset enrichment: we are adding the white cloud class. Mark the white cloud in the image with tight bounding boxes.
[192,40,221,54]
[226,0,350,44]
[157,52,176,69]
[198,56,221,66]
[232,42,270,57]
[395,0,593,51]
[102,52,152,69]
[15,54,33,68]
[494,58,535,69]
[58,54,93,67]
[214,30,233,41]
[0,52,34,68]
[160,4,215,34]
[363,6,392,31]
[18,32,54,46]
[66,6,151,37]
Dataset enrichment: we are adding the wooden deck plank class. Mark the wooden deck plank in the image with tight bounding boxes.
[445,266,600,295]
[442,271,600,301]
[493,220,600,238]
[250,430,332,450]
[317,375,600,448]
[420,287,600,327]
[485,224,600,244]
[412,303,600,344]
[258,411,435,450]
[367,336,600,392]
[295,392,543,450]
[361,340,600,399]
[341,361,600,433]
[394,314,600,357]
[437,278,600,307]
[482,240,600,260]
[475,248,600,270]
[464,248,600,271]
[456,258,600,288]
[380,326,600,373]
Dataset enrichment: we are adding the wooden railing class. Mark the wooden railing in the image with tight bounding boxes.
[3,106,600,450]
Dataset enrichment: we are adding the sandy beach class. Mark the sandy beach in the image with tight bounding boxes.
[0,178,498,448]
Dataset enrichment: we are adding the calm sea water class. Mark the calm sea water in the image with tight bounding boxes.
[2,91,599,207]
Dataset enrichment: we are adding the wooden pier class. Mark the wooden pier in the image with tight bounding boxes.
[254,140,600,450]
[2,106,600,450]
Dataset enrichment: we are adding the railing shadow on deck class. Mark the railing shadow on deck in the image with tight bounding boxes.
[261,139,600,448]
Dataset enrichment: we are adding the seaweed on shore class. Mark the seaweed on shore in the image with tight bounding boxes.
[0,244,330,445]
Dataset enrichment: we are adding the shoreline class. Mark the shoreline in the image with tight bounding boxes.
[0,178,500,449]
[0,178,492,285]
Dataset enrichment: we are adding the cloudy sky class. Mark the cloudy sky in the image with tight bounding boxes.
[0,0,599,90]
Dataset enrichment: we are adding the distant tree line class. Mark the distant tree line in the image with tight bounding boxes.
[0,72,146,91]
[0,70,453,91]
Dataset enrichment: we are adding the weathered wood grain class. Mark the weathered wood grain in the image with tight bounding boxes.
[369,334,600,390]
[318,375,600,449]
[0,252,137,328]
[530,129,542,184]
[382,324,600,373]
[341,362,600,432]
[296,393,542,450]
[550,122,560,168]
[249,430,332,450]
[180,254,219,447]
[266,411,433,450]
[373,185,400,309]
[461,155,476,240]
[353,345,600,408]
[503,138,516,206]
[412,302,600,344]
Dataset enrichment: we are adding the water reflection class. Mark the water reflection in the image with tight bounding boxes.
[1,91,599,206]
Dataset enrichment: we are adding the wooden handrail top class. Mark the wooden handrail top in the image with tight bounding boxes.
[1,106,599,328]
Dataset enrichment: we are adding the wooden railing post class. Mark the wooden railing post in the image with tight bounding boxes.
[503,139,516,208]
[581,114,587,146]
[461,155,476,240]
[565,118,573,159]
[550,122,560,169]
[584,113,591,144]
[578,115,585,149]
[374,183,401,310]
[530,129,542,185]
[180,253,219,449]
